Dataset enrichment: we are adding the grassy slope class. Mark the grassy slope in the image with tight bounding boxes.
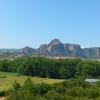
[0,72,65,91]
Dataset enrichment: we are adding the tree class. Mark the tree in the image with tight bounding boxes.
[59,67,67,79]
[44,90,61,100]
[12,81,20,91]
[23,77,39,95]
[37,82,51,95]
[0,59,9,72]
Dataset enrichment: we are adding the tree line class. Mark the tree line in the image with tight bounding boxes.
[0,56,100,79]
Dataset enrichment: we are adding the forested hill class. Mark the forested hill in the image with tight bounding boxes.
[1,56,100,79]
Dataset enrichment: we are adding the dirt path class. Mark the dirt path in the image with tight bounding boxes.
[0,97,6,100]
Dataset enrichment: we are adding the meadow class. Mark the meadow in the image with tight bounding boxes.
[0,72,65,91]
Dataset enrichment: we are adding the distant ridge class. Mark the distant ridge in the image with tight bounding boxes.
[0,48,22,53]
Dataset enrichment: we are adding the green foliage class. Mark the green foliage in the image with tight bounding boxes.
[44,90,61,100]
[96,81,100,86]
[0,57,81,79]
[0,59,9,72]
[0,72,18,77]
[37,82,51,95]
[51,82,66,95]
[12,81,20,91]
[7,89,35,100]
[5,78,100,100]
[1,56,100,79]
[0,91,5,96]
[87,89,99,98]
[23,77,35,94]
[0,76,7,78]
[59,67,68,79]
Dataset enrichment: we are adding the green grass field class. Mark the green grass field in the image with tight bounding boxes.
[0,72,18,77]
[0,72,65,91]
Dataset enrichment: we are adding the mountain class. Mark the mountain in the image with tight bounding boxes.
[1,39,100,59]
[83,47,100,58]
[0,48,22,53]
[22,39,87,58]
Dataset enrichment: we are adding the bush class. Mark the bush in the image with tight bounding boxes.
[0,76,7,78]
[37,82,51,95]
[44,90,61,100]
[12,81,20,91]
[0,91,5,96]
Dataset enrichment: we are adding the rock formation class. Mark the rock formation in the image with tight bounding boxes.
[22,46,34,55]
[21,39,100,58]
[22,39,84,57]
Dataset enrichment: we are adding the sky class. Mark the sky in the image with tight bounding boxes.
[0,0,100,48]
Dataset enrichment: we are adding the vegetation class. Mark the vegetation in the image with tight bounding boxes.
[4,77,100,100]
[0,72,18,77]
[0,76,64,91]
[0,56,100,79]
[0,56,100,99]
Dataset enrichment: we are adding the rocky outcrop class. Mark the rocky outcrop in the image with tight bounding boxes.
[68,44,83,56]
[39,44,49,55]
[22,46,34,55]
[22,39,83,57]
[83,47,100,58]
[48,39,60,46]
[22,39,100,58]
[48,39,64,55]
[96,47,100,57]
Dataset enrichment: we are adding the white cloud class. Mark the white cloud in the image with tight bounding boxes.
[81,46,87,48]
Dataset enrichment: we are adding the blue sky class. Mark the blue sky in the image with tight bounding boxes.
[0,0,100,48]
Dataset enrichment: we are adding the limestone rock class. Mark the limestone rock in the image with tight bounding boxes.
[68,44,83,56]
[48,39,64,55]
[22,46,34,55]
[39,44,49,55]
[21,39,100,58]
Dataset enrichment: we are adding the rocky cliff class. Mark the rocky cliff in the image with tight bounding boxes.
[22,39,85,57]
[47,39,65,55]
[22,39,100,58]
[83,47,100,58]
[22,46,35,55]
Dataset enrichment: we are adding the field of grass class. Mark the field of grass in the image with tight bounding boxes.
[0,72,65,91]
[0,72,19,77]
